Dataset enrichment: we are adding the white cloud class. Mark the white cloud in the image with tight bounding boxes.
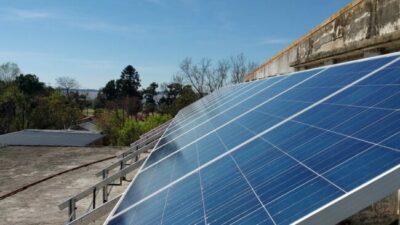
[259,37,290,45]
[0,8,52,20]
[65,20,143,33]
[0,7,146,34]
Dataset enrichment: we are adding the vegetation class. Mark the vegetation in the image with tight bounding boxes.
[56,76,80,96]
[96,111,171,146]
[94,65,198,145]
[175,53,258,96]
[0,52,256,145]
[0,64,86,134]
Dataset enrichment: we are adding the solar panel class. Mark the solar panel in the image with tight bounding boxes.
[106,53,400,225]
[167,81,255,134]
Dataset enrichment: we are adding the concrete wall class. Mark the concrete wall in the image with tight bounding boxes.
[245,0,400,81]
[341,192,399,225]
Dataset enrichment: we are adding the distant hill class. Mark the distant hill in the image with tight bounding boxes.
[60,89,99,100]
[76,89,98,100]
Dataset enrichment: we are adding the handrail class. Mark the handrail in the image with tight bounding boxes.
[95,140,156,177]
[59,120,170,224]
[59,158,145,210]
[138,120,170,138]
[139,121,170,139]
[120,138,158,159]
[129,129,163,149]
[132,125,167,144]
[66,194,121,225]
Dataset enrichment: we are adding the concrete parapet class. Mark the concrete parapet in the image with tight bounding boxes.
[245,0,400,81]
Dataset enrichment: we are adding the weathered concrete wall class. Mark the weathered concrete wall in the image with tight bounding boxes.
[245,0,400,81]
[340,192,399,225]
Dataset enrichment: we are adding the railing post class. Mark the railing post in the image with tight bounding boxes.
[92,187,96,209]
[102,170,108,203]
[135,145,139,161]
[120,161,126,182]
[68,198,76,222]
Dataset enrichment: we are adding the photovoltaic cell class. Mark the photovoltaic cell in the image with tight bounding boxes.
[107,53,400,225]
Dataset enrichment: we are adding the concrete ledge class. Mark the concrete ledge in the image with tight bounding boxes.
[290,31,400,68]
[245,0,400,81]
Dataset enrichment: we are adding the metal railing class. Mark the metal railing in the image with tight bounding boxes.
[59,120,170,225]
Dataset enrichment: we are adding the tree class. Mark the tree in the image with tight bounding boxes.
[230,53,258,83]
[171,73,184,85]
[0,99,16,134]
[30,91,81,129]
[157,82,198,116]
[0,85,22,133]
[172,85,198,115]
[56,76,79,95]
[118,65,142,119]
[95,65,143,120]
[210,59,230,91]
[15,74,45,96]
[0,62,20,82]
[12,74,46,129]
[120,65,141,97]
[143,82,158,114]
[102,80,118,100]
[179,58,206,97]
[230,53,247,83]
[176,54,255,94]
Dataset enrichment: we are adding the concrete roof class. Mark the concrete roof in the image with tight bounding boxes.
[0,129,104,147]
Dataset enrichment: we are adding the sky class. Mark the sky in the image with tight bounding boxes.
[0,0,351,89]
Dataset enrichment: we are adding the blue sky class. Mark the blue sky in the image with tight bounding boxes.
[0,0,351,89]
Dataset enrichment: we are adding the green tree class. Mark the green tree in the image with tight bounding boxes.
[120,65,141,97]
[0,85,23,133]
[30,91,81,129]
[171,85,198,115]
[143,82,158,114]
[157,83,198,116]
[15,74,45,96]
[102,80,118,100]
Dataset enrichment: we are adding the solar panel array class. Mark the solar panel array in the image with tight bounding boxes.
[106,53,400,225]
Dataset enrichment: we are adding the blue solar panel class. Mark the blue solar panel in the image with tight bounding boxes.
[107,53,400,225]
[168,82,251,131]
[166,80,263,136]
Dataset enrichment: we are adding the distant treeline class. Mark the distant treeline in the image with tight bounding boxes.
[0,63,87,134]
[0,53,256,145]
